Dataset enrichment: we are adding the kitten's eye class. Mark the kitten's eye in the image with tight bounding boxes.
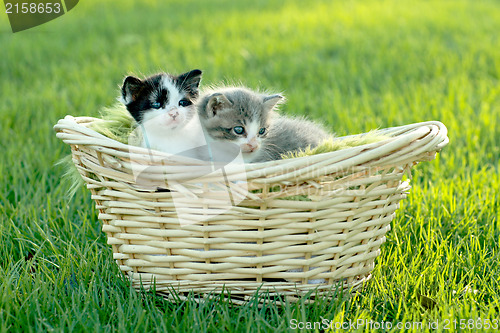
[179,99,192,107]
[233,126,245,135]
[258,128,266,135]
[151,102,161,109]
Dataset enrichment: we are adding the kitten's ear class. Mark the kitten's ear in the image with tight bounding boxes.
[263,94,285,110]
[206,93,233,117]
[177,69,203,94]
[121,76,143,104]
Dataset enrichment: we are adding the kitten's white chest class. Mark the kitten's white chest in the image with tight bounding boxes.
[141,117,206,158]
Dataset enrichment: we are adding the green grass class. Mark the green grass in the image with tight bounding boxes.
[1,0,499,331]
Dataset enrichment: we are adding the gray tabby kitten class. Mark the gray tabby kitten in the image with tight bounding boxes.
[197,87,329,162]
[257,115,330,162]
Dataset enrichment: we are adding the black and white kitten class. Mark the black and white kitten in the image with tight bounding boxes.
[120,69,205,157]
[197,87,330,162]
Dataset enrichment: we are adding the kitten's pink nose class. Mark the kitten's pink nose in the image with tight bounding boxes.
[169,111,179,120]
[241,137,259,153]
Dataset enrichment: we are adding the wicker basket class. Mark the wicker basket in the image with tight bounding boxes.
[54,116,448,303]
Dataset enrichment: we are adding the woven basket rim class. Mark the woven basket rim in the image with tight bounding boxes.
[54,115,449,167]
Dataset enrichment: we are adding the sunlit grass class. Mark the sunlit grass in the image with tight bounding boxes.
[1,0,499,331]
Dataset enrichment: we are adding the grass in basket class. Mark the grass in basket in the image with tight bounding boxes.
[61,104,136,197]
[89,103,137,144]
[280,131,390,159]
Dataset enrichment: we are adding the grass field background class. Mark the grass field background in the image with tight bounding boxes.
[1,0,499,331]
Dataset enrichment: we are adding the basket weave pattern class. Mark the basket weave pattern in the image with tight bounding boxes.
[55,117,448,301]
